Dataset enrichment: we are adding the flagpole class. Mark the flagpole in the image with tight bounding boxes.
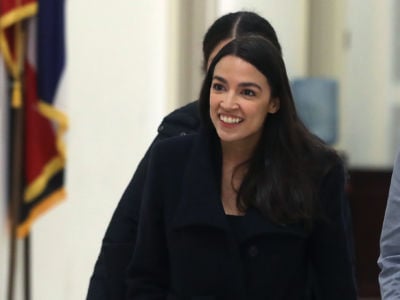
[7,103,31,300]
[7,16,29,300]
[7,96,25,300]
[24,234,31,300]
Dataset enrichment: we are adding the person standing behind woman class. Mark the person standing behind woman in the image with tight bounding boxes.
[86,11,282,300]
[126,35,357,299]
[378,148,400,299]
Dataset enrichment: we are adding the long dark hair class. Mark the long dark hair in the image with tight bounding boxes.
[199,36,341,226]
[202,11,281,71]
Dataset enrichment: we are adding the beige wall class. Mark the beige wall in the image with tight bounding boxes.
[217,0,310,78]
[342,0,396,167]
[308,0,399,167]
[1,1,170,299]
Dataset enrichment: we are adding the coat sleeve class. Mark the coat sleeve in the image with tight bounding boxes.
[157,101,200,138]
[378,149,400,299]
[125,143,170,300]
[308,162,358,299]
[86,151,150,300]
[86,101,200,300]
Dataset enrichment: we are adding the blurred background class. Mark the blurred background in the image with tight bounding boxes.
[1,0,399,299]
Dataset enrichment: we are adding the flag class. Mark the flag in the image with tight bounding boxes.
[0,0,68,238]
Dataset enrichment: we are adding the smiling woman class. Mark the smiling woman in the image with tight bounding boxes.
[85,11,286,300]
[126,35,357,299]
[209,54,280,216]
[209,55,279,149]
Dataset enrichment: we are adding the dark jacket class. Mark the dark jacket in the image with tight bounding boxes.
[86,102,200,300]
[86,101,356,299]
[125,129,357,299]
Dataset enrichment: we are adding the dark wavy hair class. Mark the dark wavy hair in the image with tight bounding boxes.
[202,11,281,71]
[199,36,340,226]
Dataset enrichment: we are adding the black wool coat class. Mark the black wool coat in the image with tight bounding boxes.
[86,102,200,300]
[126,129,357,300]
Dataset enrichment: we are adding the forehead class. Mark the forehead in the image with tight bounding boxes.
[213,55,267,84]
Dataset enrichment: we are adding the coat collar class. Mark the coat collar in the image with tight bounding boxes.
[170,128,308,241]
[171,127,229,232]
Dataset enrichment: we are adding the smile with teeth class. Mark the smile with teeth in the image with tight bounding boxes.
[219,114,243,124]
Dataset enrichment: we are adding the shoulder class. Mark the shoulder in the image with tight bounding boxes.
[157,101,200,138]
[307,146,347,205]
[150,133,197,165]
[145,134,198,193]
[321,151,346,185]
[309,149,347,223]
[155,132,197,149]
[306,144,345,184]
[316,149,346,199]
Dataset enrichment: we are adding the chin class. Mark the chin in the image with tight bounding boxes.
[216,131,240,143]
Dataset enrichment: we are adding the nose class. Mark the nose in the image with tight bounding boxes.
[220,92,238,110]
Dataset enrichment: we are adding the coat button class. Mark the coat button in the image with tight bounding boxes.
[248,245,259,257]
[158,124,164,132]
[179,132,187,136]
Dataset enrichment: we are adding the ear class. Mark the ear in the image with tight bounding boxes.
[268,97,280,114]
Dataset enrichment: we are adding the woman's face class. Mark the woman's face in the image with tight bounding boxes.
[209,55,279,149]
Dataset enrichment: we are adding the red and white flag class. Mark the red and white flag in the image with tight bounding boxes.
[0,0,68,238]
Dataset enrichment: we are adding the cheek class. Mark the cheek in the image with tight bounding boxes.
[209,94,219,113]
[208,95,218,127]
[254,113,267,125]
[250,105,269,125]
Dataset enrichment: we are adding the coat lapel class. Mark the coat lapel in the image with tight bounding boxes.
[237,208,309,243]
[171,129,229,232]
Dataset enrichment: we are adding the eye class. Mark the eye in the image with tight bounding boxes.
[212,82,225,92]
[242,89,256,97]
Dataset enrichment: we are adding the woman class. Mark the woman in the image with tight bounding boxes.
[126,36,357,299]
[86,11,283,300]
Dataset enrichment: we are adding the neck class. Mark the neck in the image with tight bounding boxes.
[220,141,253,216]
[221,140,255,165]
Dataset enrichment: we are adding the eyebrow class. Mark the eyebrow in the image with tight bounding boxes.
[212,75,262,91]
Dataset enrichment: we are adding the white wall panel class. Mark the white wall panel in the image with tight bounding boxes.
[217,0,310,79]
[30,1,169,299]
[342,0,393,167]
